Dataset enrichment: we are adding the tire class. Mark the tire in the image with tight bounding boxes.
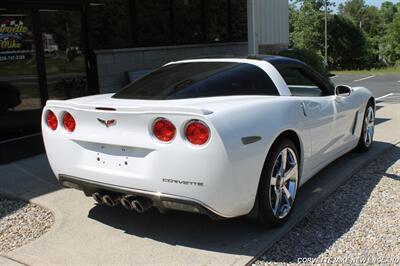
[255,138,300,227]
[356,102,375,152]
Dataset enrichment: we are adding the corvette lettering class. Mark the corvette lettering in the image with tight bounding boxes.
[162,178,204,187]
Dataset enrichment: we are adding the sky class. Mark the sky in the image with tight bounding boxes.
[291,1,400,12]
[327,0,400,12]
[333,0,400,8]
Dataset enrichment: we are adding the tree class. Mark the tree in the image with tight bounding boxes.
[89,0,131,49]
[338,0,367,28]
[289,0,334,52]
[377,1,400,64]
[40,11,82,52]
[289,0,399,69]
[380,1,398,25]
[381,11,400,64]
[336,0,390,67]
[327,15,367,69]
[362,6,382,37]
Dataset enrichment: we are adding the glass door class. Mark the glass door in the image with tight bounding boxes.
[40,9,87,100]
[0,9,42,141]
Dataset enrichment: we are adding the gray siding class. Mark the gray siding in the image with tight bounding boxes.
[253,0,289,52]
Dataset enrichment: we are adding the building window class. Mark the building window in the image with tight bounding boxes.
[173,0,203,44]
[90,0,247,49]
[90,0,131,49]
[135,0,171,46]
[205,0,229,42]
[230,0,247,41]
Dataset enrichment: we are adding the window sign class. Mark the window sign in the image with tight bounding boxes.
[0,16,34,62]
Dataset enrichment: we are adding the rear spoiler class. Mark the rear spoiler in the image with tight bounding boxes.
[45,100,213,116]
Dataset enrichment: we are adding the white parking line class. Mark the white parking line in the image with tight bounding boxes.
[376,93,394,100]
[353,75,375,82]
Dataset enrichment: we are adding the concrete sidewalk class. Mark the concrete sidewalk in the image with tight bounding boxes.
[1,101,399,266]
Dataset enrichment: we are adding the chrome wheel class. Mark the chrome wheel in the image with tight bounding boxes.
[269,147,298,219]
[363,106,374,147]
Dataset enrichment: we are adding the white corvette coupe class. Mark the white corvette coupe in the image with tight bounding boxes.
[42,56,375,226]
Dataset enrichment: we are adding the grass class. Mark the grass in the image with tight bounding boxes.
[332,65,400,75]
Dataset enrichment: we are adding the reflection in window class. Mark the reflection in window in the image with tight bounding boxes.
[173,0,203,44]
[277,67,324,97]
[90,0,131,49]
[230,0,247,41]
[40,10,87,100]
[205,0,229,42]
[135,0,171,46]
[89,0,247,49]
[0,10,42,140]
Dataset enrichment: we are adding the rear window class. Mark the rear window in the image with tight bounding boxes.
[112,62,279,100]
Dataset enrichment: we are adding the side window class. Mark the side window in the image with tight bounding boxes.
[278,68,325,97]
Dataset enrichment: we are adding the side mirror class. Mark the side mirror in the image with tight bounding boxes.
[335,85,352,97]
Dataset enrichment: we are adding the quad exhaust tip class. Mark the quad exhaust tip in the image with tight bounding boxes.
[102,194,119,207]
[93,193,152,212]
[92,193,120,207]
[132,200,145,213]
[120,196,152,213]
[120,196,136,210]
[92,192,104,205]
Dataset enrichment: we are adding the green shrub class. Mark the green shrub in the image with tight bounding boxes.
[276,49,331,77]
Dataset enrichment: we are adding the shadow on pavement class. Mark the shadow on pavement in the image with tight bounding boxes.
[89,205,264,254]
[0,195,28,220]
[0,154,60,209]
[374,117,390,126]
[88,141,398,257]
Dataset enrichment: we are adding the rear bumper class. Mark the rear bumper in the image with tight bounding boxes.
[59,174,228,219]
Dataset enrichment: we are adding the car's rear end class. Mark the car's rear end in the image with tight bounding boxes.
[42,97,242,217]
[42,59,286,218]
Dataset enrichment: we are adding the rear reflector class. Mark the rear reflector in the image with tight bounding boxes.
[62,112,76,132]
[161,201,200,213]
[152,118,176,142]
[185,120,210,145]
[46,110,58,130]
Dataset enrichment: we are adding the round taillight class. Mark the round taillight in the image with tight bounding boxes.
[153,118,176,142]
[185,121,210,145]
[63,112,76,132]
[46,110,58,130]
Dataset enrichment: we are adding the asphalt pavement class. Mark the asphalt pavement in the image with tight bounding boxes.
[330,73,400,98]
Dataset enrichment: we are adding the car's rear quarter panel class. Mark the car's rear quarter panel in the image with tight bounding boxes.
[209,96,311,211]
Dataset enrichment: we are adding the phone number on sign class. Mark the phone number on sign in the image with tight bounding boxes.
[0,54,26,61]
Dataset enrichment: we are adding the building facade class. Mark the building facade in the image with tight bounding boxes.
[0,0,288,162]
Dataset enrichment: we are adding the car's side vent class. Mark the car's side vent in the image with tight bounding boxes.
[351,111,359,135]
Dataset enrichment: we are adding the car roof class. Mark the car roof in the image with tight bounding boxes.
[170,55,334,95]
[179,54,313,76]
[252,55,306,65]
[183,54,306,67]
